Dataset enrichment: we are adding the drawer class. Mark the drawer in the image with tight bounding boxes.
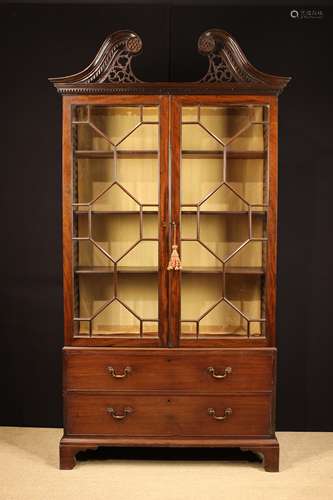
[64,348,275,392]
[65,393,272,437]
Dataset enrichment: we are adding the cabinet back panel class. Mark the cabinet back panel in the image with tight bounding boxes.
[71,102,165,341]
[179,103,268,340]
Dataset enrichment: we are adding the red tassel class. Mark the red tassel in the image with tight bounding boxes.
[167,244,182,270]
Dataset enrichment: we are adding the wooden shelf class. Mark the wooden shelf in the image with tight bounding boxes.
[181,210,266,215]
[76,266,158,274]
[78,326,158,337]
[74,210,158,215]
[184,267,265,275]
[75,266,264,275]
[182,150,266,159]
[75,150,265,160]
[74,210,266,215]
[181,325,248,336]
[75,150,158,159]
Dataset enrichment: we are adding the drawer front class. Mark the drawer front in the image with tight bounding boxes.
[65,393,272,437]
[65,349,275,392]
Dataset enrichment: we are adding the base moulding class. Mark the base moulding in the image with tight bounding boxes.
[59,435,279,472]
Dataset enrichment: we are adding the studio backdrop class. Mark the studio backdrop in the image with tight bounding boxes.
[1,2,332,430]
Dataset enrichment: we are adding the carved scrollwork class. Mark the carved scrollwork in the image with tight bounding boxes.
[200,53,235,83]
[198,31,236,83]
[198,28,290,89]
[49,30,142,85]
[106,52,138,83]
[49,28,290,94]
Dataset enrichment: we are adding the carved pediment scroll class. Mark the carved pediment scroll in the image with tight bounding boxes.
[198,28,290,90]
[50,28,290,94]
[49,30,143,85]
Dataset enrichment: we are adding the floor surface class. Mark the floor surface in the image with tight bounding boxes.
[0,428,332,500]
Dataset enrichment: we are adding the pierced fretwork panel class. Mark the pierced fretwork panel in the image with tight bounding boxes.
[180,105,269,339]
[72,104,160,338]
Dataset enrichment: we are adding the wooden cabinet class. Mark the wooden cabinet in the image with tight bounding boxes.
[50,29,290,471]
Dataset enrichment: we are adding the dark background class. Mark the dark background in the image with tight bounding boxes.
[1,1,332,431]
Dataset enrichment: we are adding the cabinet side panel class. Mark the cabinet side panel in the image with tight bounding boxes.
[63,98,73,345]
[266,98,278,347]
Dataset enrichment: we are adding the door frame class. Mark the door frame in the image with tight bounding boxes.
[62,95,169,347]
[169,95,278,348]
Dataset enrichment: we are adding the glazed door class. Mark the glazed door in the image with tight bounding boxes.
[170,95,277,347]
[63,96,169,346]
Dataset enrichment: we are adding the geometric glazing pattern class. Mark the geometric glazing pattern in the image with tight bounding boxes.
[180,105,269,338]
[72,105,159,338]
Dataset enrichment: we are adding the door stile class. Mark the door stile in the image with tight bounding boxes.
[168,97,182,347]
[158,96,170,347]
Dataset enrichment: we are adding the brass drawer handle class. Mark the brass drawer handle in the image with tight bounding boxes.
[107,406,133,420]
[208,407,232,421]
[107,366,132,378]
[207,366,232,379]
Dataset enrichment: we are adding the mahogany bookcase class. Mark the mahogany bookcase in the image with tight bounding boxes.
[50,28,290,471]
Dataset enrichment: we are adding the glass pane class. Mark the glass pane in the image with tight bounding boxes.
[225,274,264,336]
[117,124,158,151]
[142,213,158,239]
[75,240,113,268]
[228,124,265,152]
[226,159,266,207]
[118,274,158,319]
[91,183,140,212]
[143,321,159,336]
[181,241,222,269]
[72,104,160,339]
[76,158,115,207]
[90,213,140,262]
[181,275,223,321]
[200,184,249,212]
[199,301,247,336]
[182,124,224,151]
[224,240,266,268]
[117,157,159,206]
[89,107,141,145]
[118,240,157,266]
[76,123,113,151]
[199,106,253,144]
[181,158,222,206]
[91,300,141,336]
[199,213,250,262]
[180,104,268,339]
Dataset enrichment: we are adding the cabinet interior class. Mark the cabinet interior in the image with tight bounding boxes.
[72,103,268,339]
